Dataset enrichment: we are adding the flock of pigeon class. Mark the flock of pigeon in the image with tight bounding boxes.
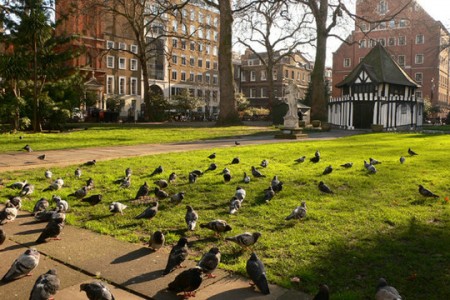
[0,141,438,300]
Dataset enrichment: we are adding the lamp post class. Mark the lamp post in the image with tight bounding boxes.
[168,64,172,102]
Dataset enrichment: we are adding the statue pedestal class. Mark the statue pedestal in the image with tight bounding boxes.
[276,117,307,139]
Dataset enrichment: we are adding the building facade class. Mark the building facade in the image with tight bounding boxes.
[332,0,450,119]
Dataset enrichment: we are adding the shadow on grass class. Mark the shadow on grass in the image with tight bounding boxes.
[111,247,153,264]
[299,217,450,299]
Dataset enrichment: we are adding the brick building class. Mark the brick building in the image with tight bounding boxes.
[332,0,450,119]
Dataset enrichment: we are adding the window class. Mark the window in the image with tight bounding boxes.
[190,41,195,51]
[106,76,114,94]
[130,45,138,54]
[415,91,422,99]
[213,62,218,70]
[359,39,366,48]
[190,9,195,21]
[206,30,211,40]
[370,39,377,47]
[416,34,424,44]
[213,46,217,56]
[273,70,277,80]
[172,55,178,65]
[198,58,203,67]
[198,12,203,23]
[197,73,203,82]
[119,77,126,95]
[401,104,407,114]
[107,56,114,68]
[378,22,386,30]
[189,56,195,66]
[106,41,114,49]
[399,19,407,28]
[206,60,211,69]
[198,29,203,39]
[119,42,126,50]
[181,55,186,65]
[189,72,194,82]
[344,58,351,67]
[198,43,203,52]
[181,71,186,81]
[249,88,256,98]
[261,88,267,98]
[213,74,218,84]
[172,38,178,48]
[415,73,423,83]
[130,78,138,95]
[398,55,405,66]
[261,70,267,81]
[379,0,388,14]
[389,20,395,28]
[171,70,177,80]
[172,20,178,32]
[388,37,396,46]
[241,72,246,82]
[250,71,256,81]
[378,38,386,47]
[205,46,210,54]
[190,25,195,35]
[291,70,295,79]
[415,54,424,64]
[181,40,186,50]
[398,36,406,46]
[205,73,210,84]
[360,22,367,32]
[206,15,211,25]
[130,59,138,71]
[118,57,126,69]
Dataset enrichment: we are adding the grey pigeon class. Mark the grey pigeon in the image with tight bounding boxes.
[310,150,320,163]
[125,167,132,177]
[120,176,131,188]
[285,202,307,221]
[322,165,333,175]
[263,186,275,202]
[313,284,330,300]
[229,197,242,214]
[135,202,159,220]
[23,144,32,152]
[185,205,198,230]
[295,156,306,163]
[367,164,377,174]
[260,159,268,168]
[1,248,40,282]
[418,185,439,198]
[0,202,18,225]
[86,178,95,190]
[246,253,270,295]
[408,148,418,156]
[198,247,221,278]
[55,199,69,213]
[154,187,169,200]
[45,170,52,180]
[168,172,177,183]
[318,181,333,194]
[376,278,402,300]
[251,166,266,178]
[235,186,246,201]
[340,162,353,168]
[0,226,6,245]
[69,186,88,199]
[109,202,127,215]
[150,165,163,177]
[370,158,381,165]
[8,196,22,209]
[235,140,240,145]
[171,192,185,204]
[200,220,232,236]
[191,170,203,176]
[37,154,46,160]
[231,157,240,164]
[149,230,165,251]
[208,153,216,159]
[154,179,168,188]
[82,194,102,206]
[83,159,96,166]
[222,167,230,174]
[271,176,283,193]
[226,232,261,248]
[163,237,189,275]
[34,210,57,223]
[20,183,35,196]
[43,178,64,191]
[243,172,250,184]
[75,168,82,178]
[29,269,60,300]
[189,172,198,184]
[223,171,232,183]
[80,281,115,300]
[135,182,150,199]
[167,267,203,298]
[9,180,27,190]
[36,213,65,243]
[206,163,217,171]
[400,156,406,164]
[33,198,49,214]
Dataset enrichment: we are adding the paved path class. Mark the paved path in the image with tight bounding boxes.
[0,129,365,299]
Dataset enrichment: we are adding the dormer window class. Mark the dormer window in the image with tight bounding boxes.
[379,1,388,15]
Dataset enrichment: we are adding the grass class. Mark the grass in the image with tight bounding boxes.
[0,123,276,153]
[1,132,449,299]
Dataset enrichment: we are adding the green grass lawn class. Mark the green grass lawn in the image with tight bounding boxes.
[1,133,449,299]
[0,123,276,153]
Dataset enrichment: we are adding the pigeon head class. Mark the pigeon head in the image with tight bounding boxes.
[376,278,388,290]
[186,205,193,211]
[177,237,188,246]
[209,247,220,254]
[301,201,307,208]
[47,269,57,276]
[224,224,232,232]
[249,252,258,261]
[253,232,262,241]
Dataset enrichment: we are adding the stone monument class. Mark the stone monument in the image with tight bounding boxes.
[276,82,307,139]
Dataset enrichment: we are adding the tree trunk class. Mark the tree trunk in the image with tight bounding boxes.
[140,55,151,121]
[216,0,241,126]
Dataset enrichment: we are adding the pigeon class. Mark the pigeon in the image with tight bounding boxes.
[295,156,306,163]
[191,170,203,176]
[260,159,268,168]
[1,248,40,282]
[0,202,18,224]
[120,176,131,188]
[109,202,127,215]
[150,165,163,176]
[9,180,27,190]
[23,144,32,152]
[185,205,198,231]
[285,202,307,221]
[235,140,241,145]
[86,178,95,190]
[229,197,242,214]
[400,156,406,164]
[251,166,266,178]
[163,237,189,275]
[223,171,232,183]
[135,202,159,220]
[318,181,333,194]
[208,153,216,159]
[20,183,35,196]
[45,170,52,180]
[43,178,64,191]
[222,167,230,174]
[8,196,22,209]
[168,172,177,183]
[271,176,280,189]
[235,186,246,201]
[80,281,115,300]
[55,198,69,213]
[167,267,203,298]
[321,165,333,175]
[418,185,439,198]
[367,164,377,174]
[135,182,150,199]
[154,179,169,188]
[246,253,270,295]
[408,148,418,156]
[340,162,353,168]
[206,163,217,171]
[125,167,132,177]
[263,186,275,202]
[200,220,232,236]
[84,159,96,166]
[226,232,261,249]
[188,172,198,184]
[243,172,250,184]
[69,186,88,199]
[369,158,381,165]
[310,155,320,163]
[231,157,240,164]
[198,247,221,278]
[376,278,402,300]
[271,176,283,193]
[0,226,6,245]
[171,192,186,204]
[35,213,65,243]
[313,283,330,300]
[34,210,57,223]
[29,269,60,300]
[148,230,165,251]
[33,198,49,214]
[74,168,82,178]
[37,154,46,160]
[154,187,169,200]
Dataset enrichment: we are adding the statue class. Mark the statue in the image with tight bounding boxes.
[282,82,299,128]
